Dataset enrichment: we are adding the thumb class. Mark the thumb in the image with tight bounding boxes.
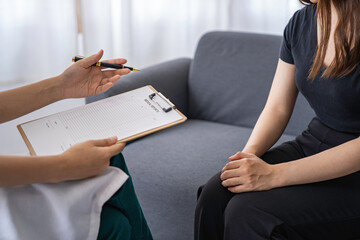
[229,151,253,161]
[106,142,126,157]
[80,49,104,68]
[91,136,118,147]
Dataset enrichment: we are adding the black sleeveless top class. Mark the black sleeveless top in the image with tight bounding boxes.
[280,4,360,133]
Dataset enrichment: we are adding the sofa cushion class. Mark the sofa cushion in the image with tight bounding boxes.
[188,32,281,126]
[188,31,314,135]
[122,119,295,240]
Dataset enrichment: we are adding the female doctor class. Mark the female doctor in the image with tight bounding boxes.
[0,50,153,240]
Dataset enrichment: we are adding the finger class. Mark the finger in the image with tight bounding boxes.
[222,177,245,187]
[107,74,122,84]
[100,74,121,85]
[106,142,126,156]
[229,151,253,161]
[117,68,131,76]
[91,136,118,147]
[100,74,121,84]
[102,68,130,78]
[228,185,250,193]
[220,169,241,181]
[94,82,113,95]
[97,74,121,93]
[102,58,128,65]
[222,160,243,172]
[94,75,121,95]
[229,151,252,160]
[80,49,104,68]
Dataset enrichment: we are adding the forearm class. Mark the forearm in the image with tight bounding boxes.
[275,137,360,187]
[0,76,63,123]
[242,107,292,157]
[242,60,298,157]
[0,155,65,187]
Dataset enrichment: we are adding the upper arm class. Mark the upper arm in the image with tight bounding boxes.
[264,59,298,115]
[264,7,301,115]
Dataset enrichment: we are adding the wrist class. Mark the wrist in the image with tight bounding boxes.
[47,154,68,183]
[42,76,65,102]
[242,145,261,157]
[54,75,66,100]
[27,154,67,184]
[270,163,288,188]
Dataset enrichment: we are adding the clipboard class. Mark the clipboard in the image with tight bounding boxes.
[17,85,187,156]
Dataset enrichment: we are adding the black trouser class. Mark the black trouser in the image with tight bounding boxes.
[194,118,360,240]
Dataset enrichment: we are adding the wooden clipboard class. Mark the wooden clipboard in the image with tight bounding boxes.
[17,85,187,156]
[118,86,186,142]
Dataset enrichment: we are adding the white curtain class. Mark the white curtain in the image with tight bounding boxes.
[0,0,302,86]
[0,0,78,85]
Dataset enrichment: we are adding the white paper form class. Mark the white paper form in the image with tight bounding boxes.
[19,86,184,156]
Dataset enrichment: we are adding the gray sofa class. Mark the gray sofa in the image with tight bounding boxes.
[87,31,314,240]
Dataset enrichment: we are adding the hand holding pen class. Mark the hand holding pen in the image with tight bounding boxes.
[72,55,140,71]
[59,50,134,99]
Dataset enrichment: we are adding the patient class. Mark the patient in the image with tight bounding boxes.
[0,50,153,240]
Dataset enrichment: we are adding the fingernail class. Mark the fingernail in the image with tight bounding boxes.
[109,136,117,144]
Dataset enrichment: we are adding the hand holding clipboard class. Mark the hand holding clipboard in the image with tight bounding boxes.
[17,86,187,156]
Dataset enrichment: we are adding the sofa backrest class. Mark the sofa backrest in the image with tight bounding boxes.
[188,31,314,136]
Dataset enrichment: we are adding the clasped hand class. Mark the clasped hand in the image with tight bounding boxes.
[221,152,278,193]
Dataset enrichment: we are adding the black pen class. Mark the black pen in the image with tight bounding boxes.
[72,55,140,71]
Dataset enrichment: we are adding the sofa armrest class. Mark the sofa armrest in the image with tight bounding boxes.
[86,58,192,115]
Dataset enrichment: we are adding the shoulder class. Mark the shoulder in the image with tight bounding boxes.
[290,4,316,25]
[284,5,316,47]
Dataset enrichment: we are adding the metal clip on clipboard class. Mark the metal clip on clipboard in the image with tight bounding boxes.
[149,92,176,113]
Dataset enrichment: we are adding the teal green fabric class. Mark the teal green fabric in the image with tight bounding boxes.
[97,153,153,240]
